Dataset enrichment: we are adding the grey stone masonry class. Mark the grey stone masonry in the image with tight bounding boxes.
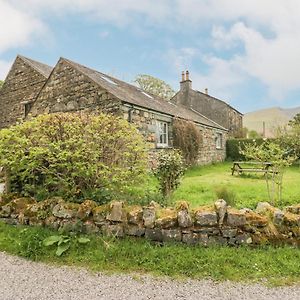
[1,197,300,247]
[29,58,122,117]
[0,56,50,129]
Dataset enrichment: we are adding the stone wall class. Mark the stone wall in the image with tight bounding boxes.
[29,58,122,117]
[172,88,243,138]
[122,105,226,165]
[198,127,227,165]
[0,57,48,129]
[1,196,299,247]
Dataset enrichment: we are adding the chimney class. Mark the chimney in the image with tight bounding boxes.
[181,71,185,82]
[204,88,208,95]
[180,70,192,91]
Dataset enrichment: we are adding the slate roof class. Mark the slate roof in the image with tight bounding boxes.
[194,90,243,115]
[62,58,227,130]
[18,55,53,78]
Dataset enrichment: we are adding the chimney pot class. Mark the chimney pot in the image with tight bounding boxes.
[181,71,185,82]
[186,70,189,81]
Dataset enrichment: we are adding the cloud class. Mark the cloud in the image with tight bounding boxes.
[0,0,45,54]
[2,0,300,101]
[210,21,300,99]
[0,59,12,80]
[165,47,198,71]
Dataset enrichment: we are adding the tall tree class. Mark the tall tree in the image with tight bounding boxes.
[134,74,175,100]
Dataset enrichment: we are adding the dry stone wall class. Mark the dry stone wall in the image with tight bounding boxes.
[1,196,299,247]
[0,57,48,129]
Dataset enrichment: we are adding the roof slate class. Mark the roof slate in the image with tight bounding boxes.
[18,55,53,78]
[62,58,227,130]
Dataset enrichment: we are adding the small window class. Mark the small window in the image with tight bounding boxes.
[24,103,32,118]
[216,132,223,149]
[157,121,168,147]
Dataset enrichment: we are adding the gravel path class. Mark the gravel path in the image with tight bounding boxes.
[1,252,299,300]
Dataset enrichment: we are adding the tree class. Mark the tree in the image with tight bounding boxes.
[134,74,175,100]
[288,113,300,127]
[277,113,300,159]
[239,141,296,206]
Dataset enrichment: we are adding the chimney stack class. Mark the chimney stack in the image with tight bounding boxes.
[180,70,192,91]
[205,88,208,95]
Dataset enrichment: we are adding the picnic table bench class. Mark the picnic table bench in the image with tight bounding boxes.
[231,161,276,176]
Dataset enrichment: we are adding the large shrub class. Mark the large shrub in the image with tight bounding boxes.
[0,113,147,203]
[153,149,185,199]
[173,118,202,165]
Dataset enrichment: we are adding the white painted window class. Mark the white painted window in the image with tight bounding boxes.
[216,132,223,149]
[157,121,168,147]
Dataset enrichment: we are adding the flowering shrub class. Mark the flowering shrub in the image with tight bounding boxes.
[0,113,147,203]
[153,149,185,198]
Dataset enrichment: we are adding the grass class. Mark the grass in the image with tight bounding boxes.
[0,221,300,286]
[131,162,300,209]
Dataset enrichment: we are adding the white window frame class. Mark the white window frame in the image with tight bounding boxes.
[216,132,223,149]
[156,121,169,148]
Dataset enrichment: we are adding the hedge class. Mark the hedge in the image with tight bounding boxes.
[226,138,266,161]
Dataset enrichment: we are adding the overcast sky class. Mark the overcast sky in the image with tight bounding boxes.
[1,0,300,113]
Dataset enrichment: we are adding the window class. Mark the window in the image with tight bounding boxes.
[216,132,223,149]
[24,102,32,118]
[157,121,168,147]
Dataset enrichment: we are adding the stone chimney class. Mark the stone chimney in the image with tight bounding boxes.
[180,70,192,91]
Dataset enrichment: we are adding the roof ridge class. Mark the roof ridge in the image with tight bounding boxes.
[17,55,53,78]
[58,57,226,130]
[195,90,243,115]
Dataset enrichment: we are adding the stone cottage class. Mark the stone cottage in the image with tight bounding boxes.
[171,71,243,137]
[0,55,239,164]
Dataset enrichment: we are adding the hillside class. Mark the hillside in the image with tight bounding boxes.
[244,106,300,138]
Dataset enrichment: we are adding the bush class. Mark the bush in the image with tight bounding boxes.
[153,149,185,199]
[0,113,147,203]
[173,118,202,165]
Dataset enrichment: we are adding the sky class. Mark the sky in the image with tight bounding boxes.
[1,1,300,113]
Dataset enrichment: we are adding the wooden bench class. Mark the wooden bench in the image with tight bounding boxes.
[231,161,276,176]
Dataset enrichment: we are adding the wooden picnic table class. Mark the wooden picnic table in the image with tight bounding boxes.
[231,161,275,176]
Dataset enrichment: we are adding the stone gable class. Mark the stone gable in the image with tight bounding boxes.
[0,56,49,129]
[29,58,122,117]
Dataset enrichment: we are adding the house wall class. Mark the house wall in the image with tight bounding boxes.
[172,88,242,138]
[0,57,48,129]
[198,126,227,164]
[29,59,122,117]
[122,105,227,165]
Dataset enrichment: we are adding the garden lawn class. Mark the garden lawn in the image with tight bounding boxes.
[0,221,299,286]
[172,162,300,209]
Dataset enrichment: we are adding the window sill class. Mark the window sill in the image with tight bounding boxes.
[156,144,171,149]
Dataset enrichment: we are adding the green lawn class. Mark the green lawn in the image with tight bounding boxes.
[0,221,299,286]
[137,162,300,209]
